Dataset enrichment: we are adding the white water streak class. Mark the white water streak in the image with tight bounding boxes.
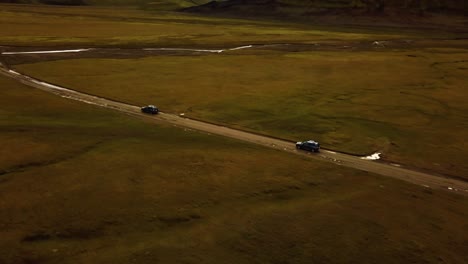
[144,48,224,53]
[229,45,253,51]
[3,45,255,55]
[361,152,381,160]
[144,45,254,54]
[2,49,92,55]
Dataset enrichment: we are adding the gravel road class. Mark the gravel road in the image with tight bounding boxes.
[1,63,467,196]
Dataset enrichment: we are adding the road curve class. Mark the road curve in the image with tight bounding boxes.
[1,63,467,196]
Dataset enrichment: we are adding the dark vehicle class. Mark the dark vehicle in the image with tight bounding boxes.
[296,140,320,152]
[141,105,159,114]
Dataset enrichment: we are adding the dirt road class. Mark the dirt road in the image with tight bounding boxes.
[1,63,467,196]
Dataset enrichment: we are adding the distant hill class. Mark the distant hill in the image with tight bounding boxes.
[184,0,468,16]
[3,0,464,14]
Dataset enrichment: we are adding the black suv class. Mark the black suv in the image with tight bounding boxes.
[296,140,320,152]
[141,105,159,114]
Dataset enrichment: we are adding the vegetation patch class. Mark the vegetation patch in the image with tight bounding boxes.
[15,47,468,178]
[1,4,467,263]
[0,3,417,47]
[1,65,468,264]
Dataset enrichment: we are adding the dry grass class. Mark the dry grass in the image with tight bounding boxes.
[1,74,468,264]
[0,3,421,48]
[1,4,468,263]
[15,46,468,178]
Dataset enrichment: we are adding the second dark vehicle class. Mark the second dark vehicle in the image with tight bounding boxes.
[141,105,159,114]
[296,140,320,152]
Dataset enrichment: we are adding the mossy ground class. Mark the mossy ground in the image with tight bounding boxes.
[2,4,466,178]
[15,47,468,178]
[1,73,468,264]
[1,4,468,263]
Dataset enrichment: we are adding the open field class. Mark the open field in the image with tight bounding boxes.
[12,45,468,179]
[2,3,468,263]
[1,3,460,48]
[4,63,467,194]
[2,4,467,179]
[1,71,468,264]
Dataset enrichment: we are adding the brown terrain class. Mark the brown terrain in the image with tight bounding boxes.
[1,61,467,195]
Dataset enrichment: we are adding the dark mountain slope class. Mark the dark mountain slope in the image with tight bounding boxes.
[184,0,467,16]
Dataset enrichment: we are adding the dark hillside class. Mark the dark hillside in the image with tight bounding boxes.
[184,0,467,18]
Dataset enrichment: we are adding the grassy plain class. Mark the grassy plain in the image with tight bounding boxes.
[15,47,468,178]
[1,4,468,262]
[1,73,468,264]
[0,3,440,48]
[2,3,467,179]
